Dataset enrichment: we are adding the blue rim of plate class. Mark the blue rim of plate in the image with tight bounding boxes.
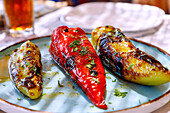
[0,35,169,113]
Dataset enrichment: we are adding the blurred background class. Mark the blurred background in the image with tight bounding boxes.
[38,0,170,13]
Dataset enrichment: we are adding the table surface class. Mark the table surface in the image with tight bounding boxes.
[0,4,169,113]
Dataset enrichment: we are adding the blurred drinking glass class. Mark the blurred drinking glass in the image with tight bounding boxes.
[3,0,34,37]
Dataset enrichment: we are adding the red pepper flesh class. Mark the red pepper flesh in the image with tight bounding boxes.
[49,26,107,109]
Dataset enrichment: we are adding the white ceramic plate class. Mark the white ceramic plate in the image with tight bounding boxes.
[0,35,169,113]
[61,2,165,37]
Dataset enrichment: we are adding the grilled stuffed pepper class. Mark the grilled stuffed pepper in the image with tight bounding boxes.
[92,25,170,86]
[8,41,42,99]
[49,26,107,109]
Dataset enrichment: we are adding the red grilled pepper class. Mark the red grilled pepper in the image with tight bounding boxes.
[49,26,107,109]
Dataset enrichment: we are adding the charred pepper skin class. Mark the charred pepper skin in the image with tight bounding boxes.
[49,26,107,109]
[92,25,170,86]
[8,41,42,99]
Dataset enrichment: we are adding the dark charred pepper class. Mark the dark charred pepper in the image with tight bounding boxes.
[92,25,170,86]
[49,26,107,109]
[8,41,42,99]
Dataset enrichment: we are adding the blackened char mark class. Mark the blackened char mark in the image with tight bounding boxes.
[135,49,161,66]
[22,76,36,89]
[66,56,75,71]
[99,36,124,78]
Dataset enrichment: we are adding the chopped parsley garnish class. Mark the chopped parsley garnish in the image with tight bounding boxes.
[58,92,64,94]
[42,93,47,96]
[79,46,89,56]
[91,59,95,65]
[81,38,86,41]
[86,59,96,69]
[112,79,116,82]
[17,98,21,101]
[90,106,94,108]
[128,64,134,70]
[25,62,30,66]
[86,64,92,69]
[30,65,37,71]
[72,85,77,91]
[37,73,40,76]
[90,78,100,84]
[45,87,52,89]
[105,72,109,74]
[72,36,75,38]
[2,84,5,86]
[106,76,111,79]
[108,102,112,104]
[73,47,79,52]
[58,80,64,87]
[69,40,81,47]
[24,53,27,57]
[114,89,128,98]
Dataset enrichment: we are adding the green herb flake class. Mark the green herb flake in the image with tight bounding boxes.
[37,73,40,76]
[105,72,109,74]
[25,62,30,66]
[58,80,64,87]
[2,84,5,86]
[114,89,128,98]
[17,98,22,101]
[86,64,92,69]
[90,78,100,84]
[108,102,112,104]
[24,53,27,57]
[106,76,111,79]
[30,66,37,72]
[74,47,79,52]
[90,106,94,108]
[112,79,116,82]
[91,59,95,65]
[72,85,77,91]
[79,46,89,56]
[69,40,81,48]
[128,64,134,70]
[86,59,96,69]
[72,36,75,38]
[81,38,86,41]
[45,87,52,89]
[42,93,47,96]
[55,72,59,75]
[58,92,64,94]
[71,48,74,52]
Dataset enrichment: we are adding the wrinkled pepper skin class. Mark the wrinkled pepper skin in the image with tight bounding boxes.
[8,41,42,99]
[49,26,107,109]
[92,25,170,86]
